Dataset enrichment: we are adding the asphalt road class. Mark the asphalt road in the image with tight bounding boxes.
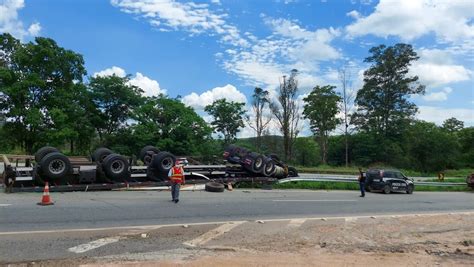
[1,190,474,264]
[1,189,473,232]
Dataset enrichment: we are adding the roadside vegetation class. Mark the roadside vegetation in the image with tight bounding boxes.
[0,33,473,177]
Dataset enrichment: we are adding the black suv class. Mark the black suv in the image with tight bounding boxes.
[365,169,414,194]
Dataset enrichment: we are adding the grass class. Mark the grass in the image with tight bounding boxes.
[297,165,473,178]
[271,181,471,192]
[424,178,467,183]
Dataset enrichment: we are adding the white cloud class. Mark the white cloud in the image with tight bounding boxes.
[129,72,166,96]
[182,84,247,110]
[422,87,452,102]
[0,0,41,40]
[418,106,474,126]
[111,0,248,47]
[346,0,474,43]
[410,48,471,87]
[93,66,127,78]
[93,66,165,97]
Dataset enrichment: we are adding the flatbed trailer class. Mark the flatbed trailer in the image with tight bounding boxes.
[1,154,278,193]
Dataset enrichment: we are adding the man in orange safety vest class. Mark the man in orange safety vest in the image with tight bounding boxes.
[168,160,185,203]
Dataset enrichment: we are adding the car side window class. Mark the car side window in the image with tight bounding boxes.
[395,172,404,179]
[384,171,395,178]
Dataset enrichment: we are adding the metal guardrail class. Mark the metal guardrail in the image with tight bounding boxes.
[277,177,466,187]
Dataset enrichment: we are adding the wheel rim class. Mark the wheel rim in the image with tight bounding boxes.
[111,160,124,174]
[49,159,65,175]
[385,185,390,193]
[161,157,174,169]
[144,155,152,165]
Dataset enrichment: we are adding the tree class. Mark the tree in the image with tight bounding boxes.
[205,99,246,144]
[442,117,464,133]
[352,44,425,138]
[270,69,300,161]
[338,66,355,167]
[303,85,342,164]
[132,96,212,155]
[248,87,271,152]
[88,75,144,142]
[0,33,88,153]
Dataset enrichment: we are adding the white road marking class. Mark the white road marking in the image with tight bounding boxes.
[183,222,244,247]
[288,219,306,228]
[273,200,357,202]
[1,211,473,236]
[68,236,121,253]
[0,204,12,207]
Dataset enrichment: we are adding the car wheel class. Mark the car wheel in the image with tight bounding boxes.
[406,185,414,194]
[383,184,391,194]
[205,182,225,192]
[151,151,176,173]
[262,158,276,177]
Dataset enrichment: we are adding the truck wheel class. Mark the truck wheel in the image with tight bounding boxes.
[35,146,59,163]
[383,184,391,194]
[39,152,71,180]
[91,148,112,163]
[139,145,160,166]
[205,182,225,192]
[223,144,237,159]
[249,153,264,173]
[152,151,176,173]
[262,158,276,177]
[287,166,298,177]
[406,185,414,194]
[102,154,129,180]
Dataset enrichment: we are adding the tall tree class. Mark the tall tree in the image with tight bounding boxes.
[131,96,212,155]
[442,117,464,133]
[338,66,355,167]
[270,69,300,161]
[205,98,246,144]
[303,85,342,164]
[248,87,271,152]
[88,75,143,142]
[352,43,425,138]
[0,33,88,153]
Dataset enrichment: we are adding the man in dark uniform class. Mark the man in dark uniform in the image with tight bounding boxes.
[358,167,366,197]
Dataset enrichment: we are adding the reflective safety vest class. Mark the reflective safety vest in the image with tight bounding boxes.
[169,166,184,184]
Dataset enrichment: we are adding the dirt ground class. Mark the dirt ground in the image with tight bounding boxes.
[7,213,474,267]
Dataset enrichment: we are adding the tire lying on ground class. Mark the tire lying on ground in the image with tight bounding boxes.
[39,152,71,180]
[262,157,276,177]
[139,145,160,166]
[91,147,113,163]
[35,146,59,163]
[205,182,225,192]
[151,151,176,173]
[102,153,129,180]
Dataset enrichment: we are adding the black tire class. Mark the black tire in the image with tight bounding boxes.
[249,153,265,173]
[287,166,298,177]
[151,151,176,173]
[383,184,391,194]
[39,152,71,180]
[91,148,113,163]
[223,144,237,159]
[406,184,414,194]
[205,182,225,192]
[262,158,276,177]
[102,153,129,180]
[139,145,160,166]
[34,146,59,163]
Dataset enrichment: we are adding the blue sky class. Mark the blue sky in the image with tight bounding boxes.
[1,0,473,135]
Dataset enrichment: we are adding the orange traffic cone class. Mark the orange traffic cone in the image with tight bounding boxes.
[37,182,54,206]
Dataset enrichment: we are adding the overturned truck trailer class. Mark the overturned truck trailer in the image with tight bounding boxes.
[2,145,298,192]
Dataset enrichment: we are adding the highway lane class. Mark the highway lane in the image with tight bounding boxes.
[1,190,473,233]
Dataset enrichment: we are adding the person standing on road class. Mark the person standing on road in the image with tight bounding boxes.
[358,167,366,197]
[168,160,185,203]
